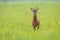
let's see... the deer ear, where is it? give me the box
[37,8,39,10]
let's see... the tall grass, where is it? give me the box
[0,2,60,40]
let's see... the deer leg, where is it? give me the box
[37,25,39,30]
[37,21,40,30]
[33,26,36,32]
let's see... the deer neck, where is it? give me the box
[33,14,37,21]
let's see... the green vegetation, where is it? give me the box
[0,2,60,40]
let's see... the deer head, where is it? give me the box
[31,8,39,15]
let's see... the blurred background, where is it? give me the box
[0,0,60,40]
[0,0,60,2]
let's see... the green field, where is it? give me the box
[0,2,60,40]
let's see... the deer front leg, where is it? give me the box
[37,21,40,30]
[33,26,36,32]
[37,25,39,30]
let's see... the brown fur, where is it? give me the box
[31,8,40,31]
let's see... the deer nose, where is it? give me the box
[34,10,37,12]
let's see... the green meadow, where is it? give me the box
[0,2,60,40]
